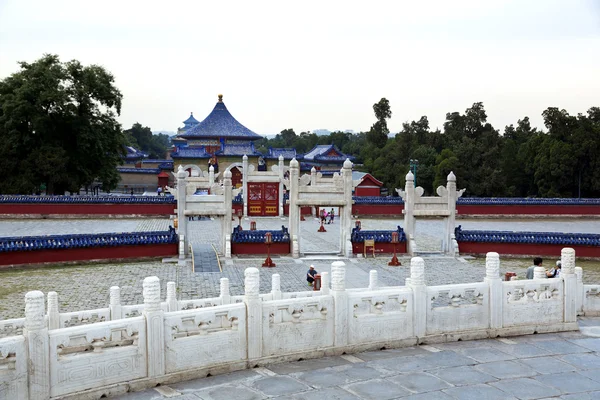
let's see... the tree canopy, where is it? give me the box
[124,122,170,159]
[0,54,126,194]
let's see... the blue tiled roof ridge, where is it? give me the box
[351,226,406,243]
[0,229,178,253]
[231,225,290,243]
[454,226,600,246]
[457,197,600,205]
[117,168,160,174]
[0,195,176,204]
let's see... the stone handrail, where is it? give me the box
[351,226,406,243]
[0,195,176,204]
[2,248,598,399]
[454,226,600,246]
[0,228,178,253]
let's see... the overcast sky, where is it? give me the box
[1,0,599,135]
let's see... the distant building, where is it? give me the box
[312,129,331,136]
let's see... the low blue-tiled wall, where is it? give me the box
[457,198,600,205]
[231,226,290,243]
[454,226,600,247]
[351,226,407,243]
[0,228,178,253]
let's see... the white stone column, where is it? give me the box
[209,165,215,185]
[224,170,233,256]
[242,155,249,217]
[271,274,282,300]
[331,261,348,347]
[289,159,300,258]
[24,290,50,400]
[176,165,188,259]
[562,248,577,323]
[278,155,284,217]
[409,257,426,338]
[166,282,178,312]
[110,286,122,320]
[143,276,165,377]
[47,291,59,330]
[445,171,458,254]
[369,270,378,291]
[320,271,330,295]
[484,252,502,330]
[310,167,317,186]
[342,159,353,257]
[533,267,546,279]
[244,268,262,360]
[575,266,583,315]
[403,171,416,256]
[220,278,231,305]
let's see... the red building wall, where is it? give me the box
[458,242,600,258]
[0,203,175,216]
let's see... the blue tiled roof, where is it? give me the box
[216,143,262,156]
[265,148,299,159]
[231,226,290,243]
[180,98,262,140]
[0,195,176,204]
[454,226,600,246]
[117,168,160,174]
[457,197,600,205]
[170,147,211,159]
[301,144,353,163]
[158,162,174,170]
[351,226,406,243]
[183,113,200,125]
[124,146,148,160]
[143,159,173,164]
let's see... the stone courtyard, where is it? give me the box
[1,217,600,320]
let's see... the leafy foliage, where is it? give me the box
[124,122,169,159]
[0,54,126,194]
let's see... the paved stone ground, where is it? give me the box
[192,243,220,273]
[1,218,599,320]
[112,317,600,399]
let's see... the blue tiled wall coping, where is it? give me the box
[457,198,600,205]
[231,226,290,243]
[0,195,176,204]
[0,228,178,253]
[454,226,600,247]
[351,226,407,243]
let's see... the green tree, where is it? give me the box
[124,122,169,159]
[366,98,391,148]
[0,54,125,194]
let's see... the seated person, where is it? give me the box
[547,261,561,278]
[526,257,543,279]
[307,265,318,286]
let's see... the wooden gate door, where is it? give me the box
[248,183,279,216]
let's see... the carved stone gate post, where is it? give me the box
[562,248,577,323]
[242,155,249,217]
[24,290,50,399]
[143,277,165,377]
[485,252,502,330]
[176,166,188,260]
[288,159,300,258]
[342,159,353,257]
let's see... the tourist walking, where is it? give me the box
[329,208,335,224]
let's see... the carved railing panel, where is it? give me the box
[48,317,146,398]
[178,297,222,310]
[503,280,563,327]
[0,335,28,399]
[262,296,334,357]
[426,283,489,335]
[348,288,413,345]
[584,285,600,313]
[0,318,25,339]
[163,303,246,374]
[59,308,111,328]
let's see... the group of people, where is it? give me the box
[320,208,335,224]
[525,257,562,279]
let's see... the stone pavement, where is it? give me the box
[112,317,600,400]
[191,243,221,273]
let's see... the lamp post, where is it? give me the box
[237,209,243,230]
[388,231,401,266]
[409,159,419,187]
[262,232,276,268]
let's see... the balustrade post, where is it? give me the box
[533,267,546,279]
[166,282,178,312]
[369,270,378,291]
[271,274,282,300]
[408,257,426,339]
[176,165,188,259]
[47,291,59,330]
[24,291,50,400]
[244,268,262,360]
[562,248,577,323]
[484,252,502,330]
[110,286,122,320]
[575,266,583,315]
[220,278,231,305]
[331,261,348,347]
[319,272,330,295]
[143,276,165,377]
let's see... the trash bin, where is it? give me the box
[505,272,517,281]
[313,274,321,291]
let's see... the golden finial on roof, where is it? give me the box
[218,94,223,102]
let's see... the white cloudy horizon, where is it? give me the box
[1,0,599,136]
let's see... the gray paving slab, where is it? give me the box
[517,356,578,374]
[568,338,600,352]
[386,372,452,393]
[531,339,591,355]
[170,370,261,393]
[401,391,455,400]
[457,347,516,363]
[474,360,538,379]
[289,386,360,400]
[560,392,600,400]
[442,383,517,400]
[490,342,553,358]
[430,365,498,386]
[266,356,350,375]
[489,377,562,399]
[534,371,600,394]
[249,376,311,397]
[342,378,411,400]
[192,385,263,400]
[559,353,600,370]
